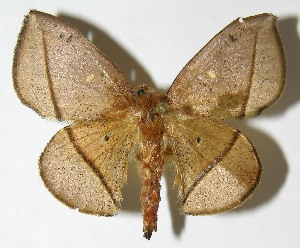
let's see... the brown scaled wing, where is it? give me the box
[168,14,285,118]
[166,13,285,215]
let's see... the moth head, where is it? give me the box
[132,84,153,96]
[132,84,169,117]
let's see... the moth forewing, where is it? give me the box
[167,14,285,119]
[13,10,133,121]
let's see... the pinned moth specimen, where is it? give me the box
[13,10,285,240]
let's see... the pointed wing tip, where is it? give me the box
[13,9,40,81]
[23,10,40,23]
[241,13,277,20]
[232,14,278,30]
[12,12,30,108]
[13,10,55,119]
[26,10,55,24]
[237,13,278,27]
[28,9,44,16]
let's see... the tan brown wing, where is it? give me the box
[165,115,261,214]
[13,10,133,121]
[39,120,134,215]
[168,14,285,118]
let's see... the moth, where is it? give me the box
[13,10,285,240]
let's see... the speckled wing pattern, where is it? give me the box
[13,10,133,121]
[13,10,136,216]
[168,14,285,118]
[166,115,261,214]
[166,14,285,215]
[39,120,134,215]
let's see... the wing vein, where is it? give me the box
[41,32,62,119]
[181,130,240,205]
[239,32,258,117]
[64,126,120,208]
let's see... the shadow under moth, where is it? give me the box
[13,10,285,239]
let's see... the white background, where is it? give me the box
[1,0,300,247]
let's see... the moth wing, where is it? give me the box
[166,116,261,214]
[39,120,134,215]
[13,10,133,121]
[168,14,285,118]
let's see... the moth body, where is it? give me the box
[131,85,168,239]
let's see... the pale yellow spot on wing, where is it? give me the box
[207,69,217,79]
[86,73,95,83]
